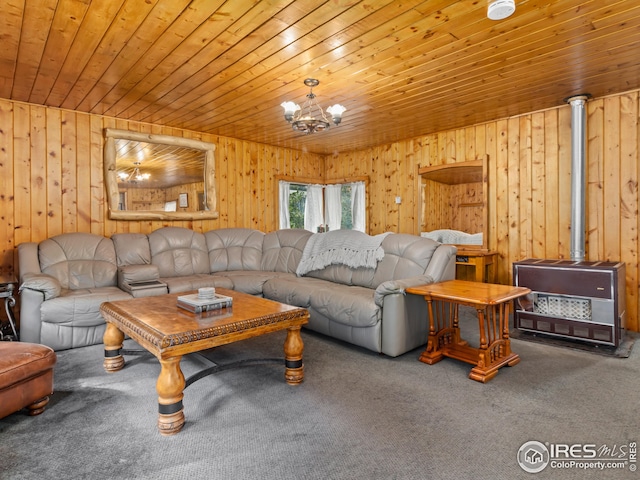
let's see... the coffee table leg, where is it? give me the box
[156,356,186,436]
[103,323,125,372]
[284,326,304,385]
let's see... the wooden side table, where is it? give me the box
[455,249,498,283]
[0,276,18,341]
[406,280,530,383]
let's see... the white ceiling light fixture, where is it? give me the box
[281,78,346,135]
[487,0,516,20]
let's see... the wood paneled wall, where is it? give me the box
[326,90,640,332]
[0,99,324,279]
[1,90,639,332]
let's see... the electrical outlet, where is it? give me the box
[395,196,402,204]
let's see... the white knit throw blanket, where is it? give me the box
[296,230,390,276]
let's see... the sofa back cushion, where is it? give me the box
[261,229,312,273]
[371,234,440,288]
[148,227,209,277]
[111,233,151,266]
[205,228,264,272]
[38,233,118,289]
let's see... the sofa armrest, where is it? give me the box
[118,264,160,285]
[19,273,62,300]
[117,265,167,296]
[374,275,434,307]
[424,244,457,283]
[18,242,42,280]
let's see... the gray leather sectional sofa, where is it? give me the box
[18,227,456,356]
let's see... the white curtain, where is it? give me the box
[351,181,366,232]
[278,181,290,229]
[304,184,324,232]
[324,184,342,231]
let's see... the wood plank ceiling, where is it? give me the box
[2,0,640,155]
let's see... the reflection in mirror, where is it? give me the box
[115,140,204,212]
[104,129,218,221]
[418,156,488,250]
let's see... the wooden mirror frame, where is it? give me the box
[104,128,218,221]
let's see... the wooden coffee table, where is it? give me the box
[100,288,309,435]
[406,280,530,383]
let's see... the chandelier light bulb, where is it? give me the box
[326,104,347,125]
[281,101,300,122]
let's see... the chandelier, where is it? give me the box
[281,78,346,134]
[118,162,150,183]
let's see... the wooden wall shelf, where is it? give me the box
[418,160,483,185]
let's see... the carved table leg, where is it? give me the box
[156,356,185,436]
[469,304,520,383]
[284,326,304,385]
[420,298,445,364]
[103,323,125,372]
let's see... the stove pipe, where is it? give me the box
[565,94,591,262]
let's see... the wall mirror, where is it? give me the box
[104,128,218,220]
[418,154,488,250]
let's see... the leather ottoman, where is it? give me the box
[0,342,57,419]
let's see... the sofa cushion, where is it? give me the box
[371,234,440,288]
[309,283,380,328]
[264,276,379,328]
[40,287,132,327]
[38,233,118,290]
[205,228,264,272]
[112,233,151,266]
[214,271,296,296]
[148,227,209,278]
[261,229,312,273]
[306,264,376,288]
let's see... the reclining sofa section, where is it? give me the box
[18,227,456,357]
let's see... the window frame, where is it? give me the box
[276,175,369,233]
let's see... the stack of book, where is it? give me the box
[177,293,233,313]
[127,280,167,291]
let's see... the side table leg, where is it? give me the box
[284,326,304,385]
[469,304,520,382]
[419,298,445,364]
[4,291,18,340]
[103,323,125,372]
[474,257,485,282]
[157,356,185,436]
[501,303,520,367]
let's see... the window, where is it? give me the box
[279,180,366,232]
